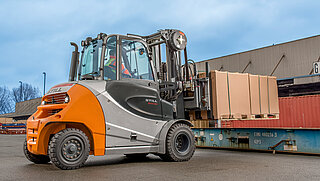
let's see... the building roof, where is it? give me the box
[200,34,320,63]
[0,98,41,118]
[194,34,320,79]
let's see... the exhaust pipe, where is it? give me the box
[69,42,79,81]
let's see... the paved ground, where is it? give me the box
[1,135,320,181]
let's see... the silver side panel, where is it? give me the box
[78,80,170,154]
[105,146,159,155]
[78,80,107,95]
[97,91,167,148]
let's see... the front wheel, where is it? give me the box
[160,123,195,162]
[23,139,50,164]
[48,128,90,170]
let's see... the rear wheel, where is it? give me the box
[48,128,90,170]
[23,139,50,164]
[160,123,195,162]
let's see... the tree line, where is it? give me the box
[0,83,41,114]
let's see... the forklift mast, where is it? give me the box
[139,29,211,119]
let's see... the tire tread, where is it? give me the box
[23,139,50,164]
[48,128,90,170]
[160,123,195,162]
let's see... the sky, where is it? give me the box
[0,0,320,94]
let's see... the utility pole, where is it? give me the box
[19,81,22,102]
[43,72,46,96]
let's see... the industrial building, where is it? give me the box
[196,34,320,79]
[0,98,41,134]
[0,98,41,122]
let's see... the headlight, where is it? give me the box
[41,101,46,105]
[64,95,70,103]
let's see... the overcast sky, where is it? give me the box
[0,0,319,93]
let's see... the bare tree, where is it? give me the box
[12,83,41,103]
[0,86,14,114]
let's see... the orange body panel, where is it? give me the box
[27,84,106,156]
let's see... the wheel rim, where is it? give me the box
[61,136,84,163]
[174,132,191,154]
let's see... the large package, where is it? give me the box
[228,72,251,119]
[249,75,260,115]
[209,70,279,120]
[268,76,280,114]
[210,71,230,119]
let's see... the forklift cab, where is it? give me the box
[78,34,171,120]
[103,36,154,81]
[73,30,190,120]
[79,35,155,82]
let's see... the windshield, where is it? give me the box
[121,40,153,80]
[80,40,102,79]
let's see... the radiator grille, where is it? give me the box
[45,93,67,104]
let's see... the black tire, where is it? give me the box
[125,153,148,159]
[23,138,50,164]
[48,128,90,170]
[160,123,195,162]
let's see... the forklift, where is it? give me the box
[24,29,211,169]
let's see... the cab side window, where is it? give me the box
[104,36,117,80]
[121,39,154,80]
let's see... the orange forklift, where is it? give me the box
[24,29,212,169]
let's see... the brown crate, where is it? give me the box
[228,72,251,116]
[198,72,207,78]
[268,76,280,114]
[0,118,13,123]
[249,74,260,115]
[199,120,209,128]
[201,110,208,120]
[194,120,200,128]
[0,118,5,123]
[189,110,196,120]
[259,75,269,114]
[210,71,230,119]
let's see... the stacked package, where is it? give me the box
[210,70,279,120]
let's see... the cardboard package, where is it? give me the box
[201,110,208,120]
[228,72,251,118]
[210,71,230,119]
[0,118,14,123]
[268,76,280,114]
[198,72,207,78]
[199,120,209,128]
[189,110,196,120]
[249,74,260,115]
[193,120,200,128]
[259,76,269,114]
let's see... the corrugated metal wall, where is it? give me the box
[196,35,320,79]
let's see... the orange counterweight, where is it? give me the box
[27,84,106,156]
